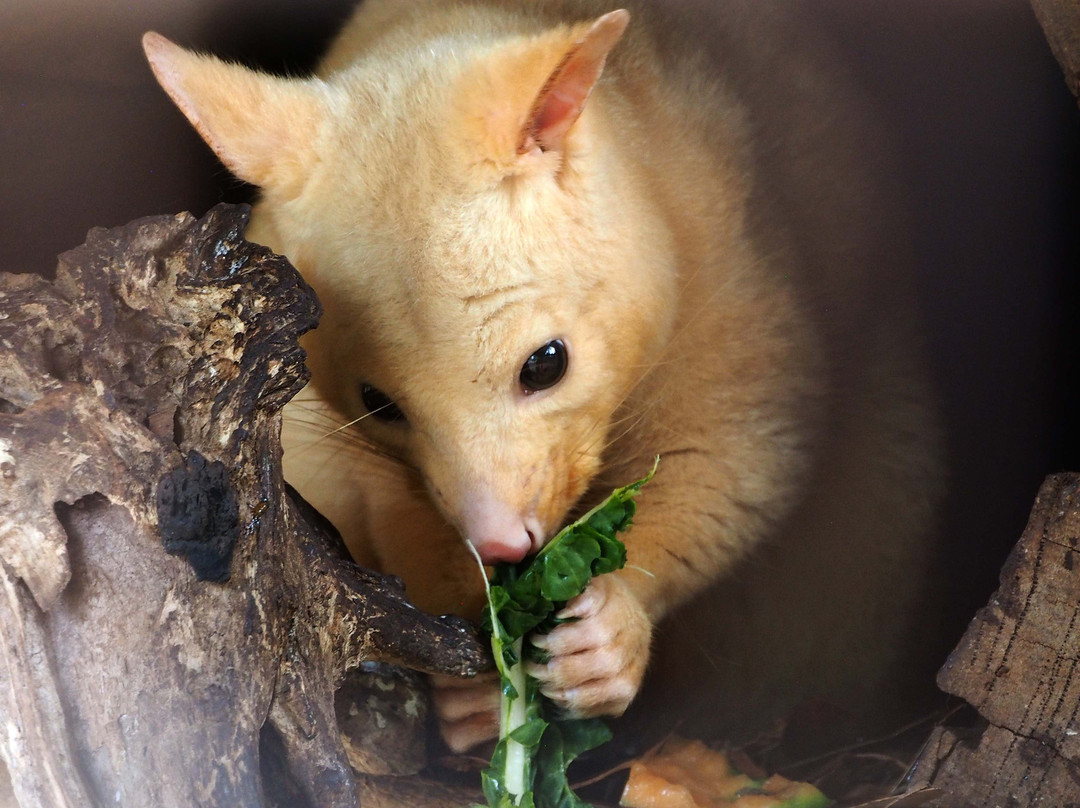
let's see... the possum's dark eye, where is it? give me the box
[520,339,568,394]
[360,383,406,423]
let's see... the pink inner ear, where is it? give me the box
[533,87,582,141]
[524,9,630,154]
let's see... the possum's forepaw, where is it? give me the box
[433,576,651,751]
[430,669,500,753]
[527,574,651,718]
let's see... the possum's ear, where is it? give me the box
[143,32,327,198]
[520,9,629,155]
[452,9,629,173]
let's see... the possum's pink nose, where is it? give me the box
[461,490,540,565]
[475,538,530,565]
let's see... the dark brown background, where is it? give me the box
[1,0,1076,660]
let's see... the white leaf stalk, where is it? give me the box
[502,636,528,801]
[466,541,529,805]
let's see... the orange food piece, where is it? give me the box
[619,737,828,808]
[621,761,698,808]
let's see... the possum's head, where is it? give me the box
[144,9,675,564]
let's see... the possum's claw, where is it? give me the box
[526,574,652,718]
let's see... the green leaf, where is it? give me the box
[481,739,509,806]
[508,718,549,747]
[475,459,658,808]
[532,719,613,808]
[538,542,596,602]
[778,787,832,808]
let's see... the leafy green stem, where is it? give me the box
[469,458,658,808]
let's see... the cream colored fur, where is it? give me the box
[145,0,943,751]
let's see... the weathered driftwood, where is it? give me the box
[1030,0,1080,101]
[0,205,488,808]
[905,473,1080,807]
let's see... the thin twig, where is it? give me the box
[783,703,965,773]
[570,725,683,790]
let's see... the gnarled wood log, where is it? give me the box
[906,473,1080,807]
[0,205,488,807]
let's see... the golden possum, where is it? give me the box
[144,0,942,753]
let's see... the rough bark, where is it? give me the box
[1030,0,1080,101]
[0,205,489,808]
[906,473,1080,807]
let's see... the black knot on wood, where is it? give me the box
[157,450,240,582]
